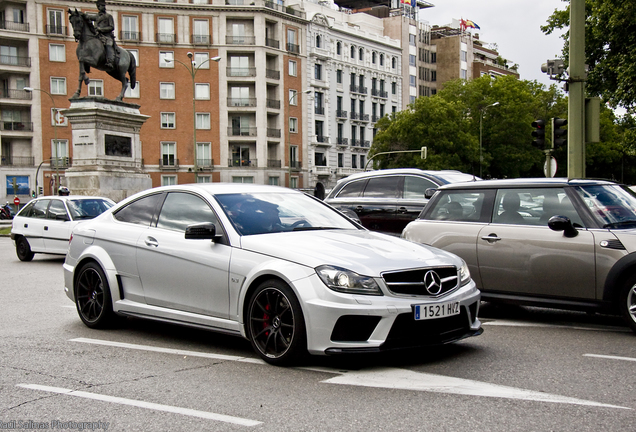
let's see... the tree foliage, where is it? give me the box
[541,0,636,110]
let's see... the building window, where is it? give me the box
[268,177,279,186]
[233,176,254,184]
[52,139,68,166]
[49,44,65,62]
[431,52,437,63]
[195,83,210,100]
[431,70,437,82]
[157,17,175,43]
[289,89,298,105]
[289,117,298,133]
[194,52,209,69]
[336,69,342,84]
[160,82,175,99]
[125,81,140,98]
[315,151,327,167]
[196,113,210,129]
[122,15,138,40]
[161,112,175,129]
[159,51,174,68]
[161,142,176,166]
[314,63,322,80]
[410,75,416,87]
[129,49,139,66]
[197,175,211,183]
[461,50,467,62]
[392,57,397,69]
[372,52,376,64]
[162,175,177,186]
[338,153,343,168]
[409,54,416,67]
[460,69,467,79]
[192,19,209,44]
[392,81,397,95]
[88,80,103,96]
[336,41,341,55]
[316,35,321,48]
[197,142,211,167]
[289,60,297,76]
[50,77,66,95]
[359,48,364,61]
[380,54,384,66]
[350,45,355,58]
[409,34,416,46]
[290,177,298,189]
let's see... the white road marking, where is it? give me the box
[482,319,630,332]
[584,354,636,362]
[322,368,630,410]
[70,337,631,410]
[16,384,262,426]
[70,337,265,365]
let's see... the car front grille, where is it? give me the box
[382,266,458,297]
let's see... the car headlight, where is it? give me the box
[316,265,383,296]
[459,259,471,286]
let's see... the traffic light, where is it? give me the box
[552,117,567,148]
[531,120,545,148]
[31,190,35,198]
[38,186,43,196]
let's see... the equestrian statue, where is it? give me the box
[68,0,136,102]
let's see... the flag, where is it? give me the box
[466,20,480,30]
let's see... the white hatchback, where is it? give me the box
[63,184,482,365]
[11,195,115,261]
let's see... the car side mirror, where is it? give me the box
[185,222,223,242]
[424,188,437,199]
[548,215,578,238]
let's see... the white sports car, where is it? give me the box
[63,183,482,365]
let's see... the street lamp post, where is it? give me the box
[479,101,499,178]
[288,89,312,188]
[25,87,60,195]
[165,53,221,182]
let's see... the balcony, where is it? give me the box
[265,69,280,80]
[372,89,388,98]
[351,139,361,147]
[284,7,305,19]
[0,121,32,131]
[227,97,256,107]
[336,110,347,119]
[226,36,255,45]
[265,38,279,49]
[360,114,369,122]
[191,34,210,45]
[0,21,29,32]
[286,43,300,54]
[266,99,280,109]
[290,160,302,170]
[156,33,176,44]
[159,158,179,170]
[265,1,285,12]
[336,137,348,146]
[227,67,256,77]
[120,31,140,42]
[314,136,330,144]
[0,55,30,67]
[0,89,31,100]
[315,106,325,115]
[46,25,66,36]
[268,159,282,168]
[197,159,214,169]
[227,127,257,137]
[349,112,359,120]
[228,158,256,167]
[372,115,381,122]
[267,128,281,138]
[0,156,34,166]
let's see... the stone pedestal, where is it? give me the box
[62,98,151,202]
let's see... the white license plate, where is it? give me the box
[414,301,460,320]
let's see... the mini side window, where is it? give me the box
[426,192,487,222]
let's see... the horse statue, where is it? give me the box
[68,8,137,102]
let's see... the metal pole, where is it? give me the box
[479,110,483,178]
[568,0,586,179]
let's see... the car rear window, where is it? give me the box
[336,179,366,198]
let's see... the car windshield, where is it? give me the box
[215,192,360,235]
[67,199,114,220]
[576,185,636,228]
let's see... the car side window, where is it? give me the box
[337,180,366,198]
[403,176,438,199]
[362,176,400,198]
[18,201,35,217]
[47,200,69,221]
[426,192,487,222]
[493,188,584,227]
[32,200,50,219]
[114,193,163,226]
[156,192,219,233]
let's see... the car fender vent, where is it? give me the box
[600,239,626,250]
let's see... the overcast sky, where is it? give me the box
[419,0,567,87]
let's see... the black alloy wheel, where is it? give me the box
[247,280,307,366]
[75,262,113,328]
[16,237,34,262]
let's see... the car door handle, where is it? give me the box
[44,226,49,231]
[355,206,363,212]
[24,223,28,228]
[398,207,408,213]
[480,234,501,243]
[144,237,159,247]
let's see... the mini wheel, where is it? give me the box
[247,280,307,366]
[75,262,114,329]
[16,236,34,262]
[620,276,636,334]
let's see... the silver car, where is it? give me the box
[63,183,482,365]
[402,178,636,333]
[11,195,115,261]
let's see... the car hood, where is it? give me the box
[239,229,462,276]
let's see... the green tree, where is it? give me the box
[541,0,636,110]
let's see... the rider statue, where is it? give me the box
[85,0,116,69]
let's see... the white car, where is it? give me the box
[11,195,115,261]
[63,184,482,365]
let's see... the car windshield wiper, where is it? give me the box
[603,220,636,229]
[292,226,345,231]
